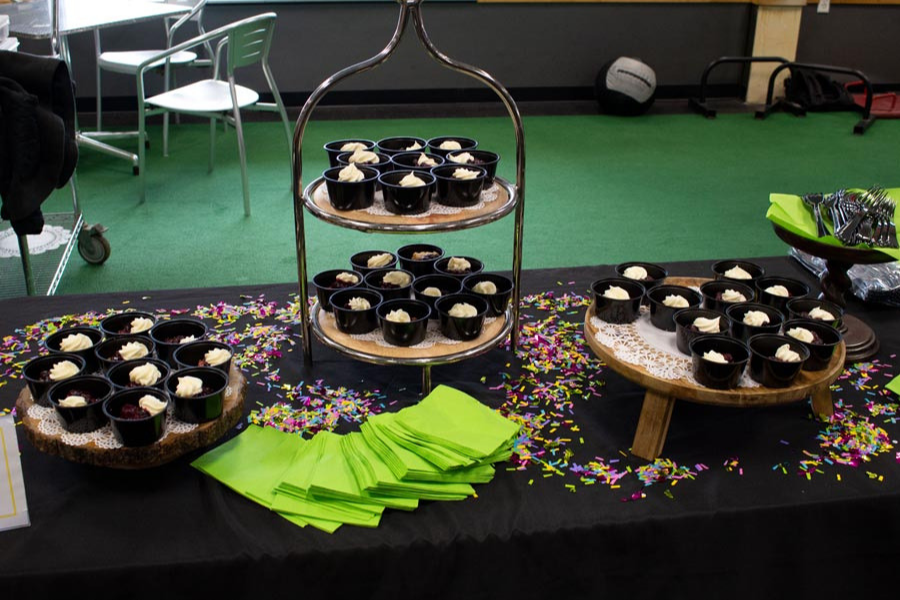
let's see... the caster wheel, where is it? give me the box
[145,139,151,149]
[78,231,111,265]
[133,165,140,176]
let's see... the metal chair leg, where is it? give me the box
[208,117,215,173]
[229,77,250,217]
[94,29,102,131]
[17,235,35,296]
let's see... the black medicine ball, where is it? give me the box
[595,57,657,116]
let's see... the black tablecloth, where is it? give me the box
[2,257,899,599]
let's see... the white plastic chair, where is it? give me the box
[136,13,292,216]
[94,0,211,133]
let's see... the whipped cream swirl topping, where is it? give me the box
[335,272,359,285]
[693,317,720,333]
[204,348,231,367]
[452,168,479,181]
[622,266,648,280]
[787,327,814,343]
[416,153,438,167]
[130,317,154,334]
[338,163,366,183]
[179,335,197,345]
[58,395,88,408]
[473,281,497,295]
[59,333,92,352]
[130,362,162,386]
[765,285,790,298]
[723,266,752,280]
[138,395,167,417]
[702,350,728,364]
[348,297,371,311]
[775,344,802,363]
[448,303,478,318]
[742,310,770,327]
[808,306,835,321]
[439,140,462,150]
[348,149,379,164]
[721,289,747,303]
[399,172,426,188]
[175,375,204,398]
[49,360,79,381]
[386,309,411,324]
[447,257,471,273]
[382,271,411,287]
[422,287,442,298]
[340,141,368,152]
[405,141,423,151]
[367,253,393,268]
[603,286,630,300]
[663,295,689,308]
[119,342,149,361]
[449,152,473,164]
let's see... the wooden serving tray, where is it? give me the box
[14,364,246,469]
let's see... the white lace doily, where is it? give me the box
[27,402,198,449]
[323,312,496,349]
[590,309,759,388]
[322,184,500,219]
[0,225,72,258]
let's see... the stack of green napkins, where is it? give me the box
[192,385,519,533]
[766,187,900,260]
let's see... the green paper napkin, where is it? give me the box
[886,374,900,397]
[271,493,379,530]
[376,413,476,471]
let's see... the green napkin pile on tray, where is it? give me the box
[191,385,519,533]
[766,187,900,260]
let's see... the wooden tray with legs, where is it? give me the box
[583,277,845,460]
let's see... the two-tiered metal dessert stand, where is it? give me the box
[291,0,525,393]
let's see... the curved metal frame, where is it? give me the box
[687,55,788,118]
[292,0,526,370]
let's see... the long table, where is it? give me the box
[2,257,899,599]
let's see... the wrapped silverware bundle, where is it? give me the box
[803,187,898,248]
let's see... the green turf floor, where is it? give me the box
[27,110,900,296]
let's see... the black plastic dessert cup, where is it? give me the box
[390,151,445,173]
[648,285,704,332]
[364,268,415,302]
[426,136,478,158]
[446,150,500,183]
[782,318,843,372]
[165,367,228,424]
[699,280,756,313]
[377,299,431,347]
[45,326,104,373]
[94,336,156,373]
[435,293,489,342]
[690,335,750,390]
[23,353,86,407]
[431,164,487,208]
[397,243,445,277]
[590,277,645,325]
[350,250,398,277]
[747,334,811,388]
[149,319,209,368]
[107,358,171,392]
[786,298,844,328]
[330,289,384,335]
[322,165,378,211]
[412,275,463,320]
[614,262,669,291]
[755,276,810,313]
[434,256,485,281]
[46,375,113,433]
[174,340,234,374]
[336,151,393,178]
[726,302,784,343]
[313,269,364,311]
[99,311,157,338]
[378,170,436,215]
[103,388,169,447]
[673,308,730,356]
[712,259,766,284]
[324,138,375,168]
[463,273,514,318]
[376,136,428,156]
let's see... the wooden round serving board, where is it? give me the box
[14,364,246,469]
[584,276,845,407]
[313,305,510,364]
[306,177,515,231]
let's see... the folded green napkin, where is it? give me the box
[394,385,520,459]
[886,374,900,397]
[374,413,477,471]
[767,188,900,260]
[271,492,379,530]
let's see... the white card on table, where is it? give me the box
[0,415,30,532]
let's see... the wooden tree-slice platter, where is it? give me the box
[304,177,516,233]
[14,364,246,469]
[312,303,512,365]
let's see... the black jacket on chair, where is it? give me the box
[0,52,78,236]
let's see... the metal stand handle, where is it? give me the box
[292,0,526,368]
[688,56,788,118]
